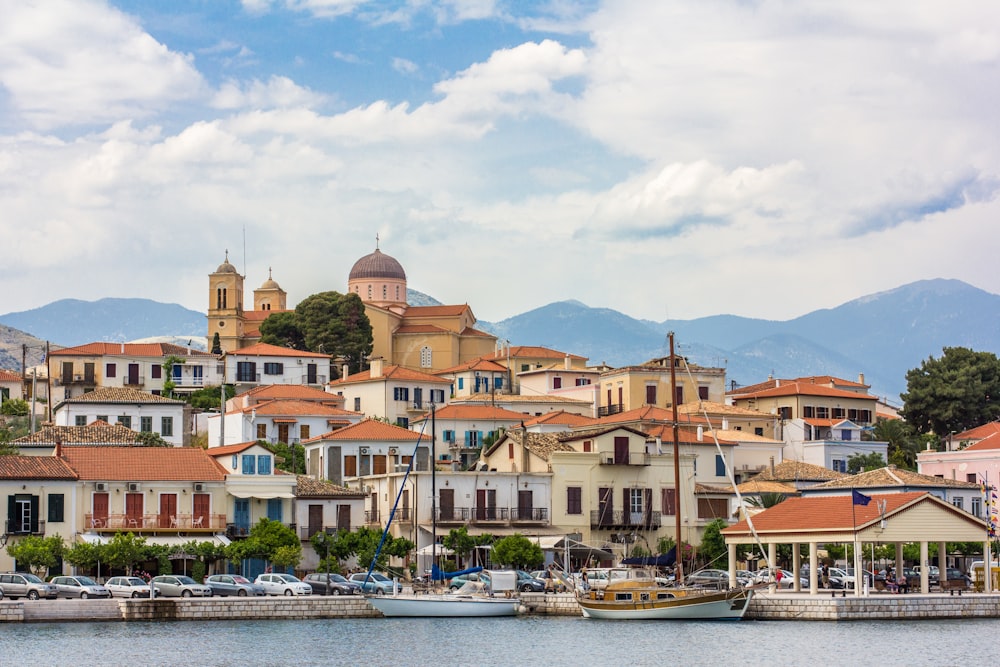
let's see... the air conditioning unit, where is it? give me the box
[95,482,109,492]
[127,483,141,492]
[360,447,370,455]
[388,447,399,455]
[194,483,205,492]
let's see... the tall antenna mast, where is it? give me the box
[242,225,247,277]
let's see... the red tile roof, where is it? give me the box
[460,327,493,337]
[395,324,449,334]
[60,387,185,404]
[416,404,525,421]
[0,369,23,382]
[522,411,593,428]
[404,305,472,317]
[435,359,508,375]
[233,398,359,418]
[483,346,587,362]
[332,364,450,386]
[229,343,331,358]
[50,342,213,357]
[955,422,1000,441]
[237,384,343,403]
[15,423,141,445]
[60,447,227,481]
[965,432,1000,451]
[724,492,930,534]
[0,456,78,480]
[205,441,259,456]
[305,418,423,442]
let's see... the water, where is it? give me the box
[0,615,984,666]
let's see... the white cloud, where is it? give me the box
[392,57,420,75]
[0,0,205,129]
[211,76,327,110]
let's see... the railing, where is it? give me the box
[174,377,206,387]
[598,453,649,466]
[123,376,145,387]
[511,507,549,523]
[435,507,472,522]
[85,513,227,532]
[58,374,95,386]
[4,519,45,536]
[471,506,509,522]
[299,524,352,540]
[589,510,662,530]
[364,510,380,524]
[236,372,262,383]
[597,403,624,417]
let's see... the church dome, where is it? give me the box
[259,268,281,290]
[215,252,238,274]
[349,249,406,281]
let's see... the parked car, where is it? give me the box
[685,569,731,589]
[49,575,111,599]
[105,576,157,598]
[0,572,58,600]
[348,572,395,595]
[944,567,972,589]
[204,574,265,597]
[515,570,546,593]
[255,573,312,596]
[913,565,940,587]
[447,572,489,591]
[302,573,362,596]
[151,575,213,598]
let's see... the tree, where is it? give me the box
[104,532,149,574]
[847,452,886,473]
[348,526,413,572]
[1,398,30,416]
[491,534,544,569]
[185,384,235,411]
[900,347,1000,437]
[211,332,222,355]
[259,311,306,350]
[698,519,729,569]
[135,431,171,447]
[873,418,922,470]
[6,535,64,576]
[311,529,355,572]
[443,527,477,567]
[267,440,305,474]
[229,518,301,568]
[161,355,186,399]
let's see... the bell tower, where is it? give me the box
[207,250,245,353]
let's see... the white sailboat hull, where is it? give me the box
[369,593,521,617]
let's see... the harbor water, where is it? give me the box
[0,615,985,666]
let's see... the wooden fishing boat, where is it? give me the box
[577,569,752,620]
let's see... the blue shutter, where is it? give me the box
[715,455,725,477]
[257,455,272,475]
[267,498,282,522]
[478,431,484,446]
[458,378,464,390]
[464,431,470,446]
[242,454,256,475]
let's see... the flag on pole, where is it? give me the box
[852,489,872,506]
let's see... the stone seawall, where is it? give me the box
[749,592,1000,620]
[519,592,581,616]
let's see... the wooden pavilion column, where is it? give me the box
[808,542,819,594]
[937,541,947,588]
[919,541,930,593]
[791,542,802,592]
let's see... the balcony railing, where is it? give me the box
[5,519,45,536]
[435,507,471,523]
[85,513,227,533]
[364,510,380,525]
[511,507,549,523]
[123,376,145,387]
[434,506,550,526]
[589,510,662,530]
[598,453,649,466]
[299,524,353,540]
[597,403,624,417]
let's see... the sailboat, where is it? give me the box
[577,333,753,620]
[365,404,521,617]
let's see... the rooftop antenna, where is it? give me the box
[242,225,247,278]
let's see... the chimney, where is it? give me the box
[722,417,729,431]
[369,357,383,379]
[769,455,775,476]
[564,354,571,370]
[858,372,865,385]
[697,426,703,441]
[54,438,62,458]
[342,362,350,380]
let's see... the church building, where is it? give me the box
[207,246,497,374]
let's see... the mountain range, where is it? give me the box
[3,279,998,403]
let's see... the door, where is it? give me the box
[476,489,487,520]
[234,499,250,532]
[439,488,455,521]
[308,504,323,537]
[93,492,109,526]
[337,504,351,531]
[83,362,95,384]
[614,436,630,465]
[125,492,143,526]
[277,423,290,443]
[159,493,177,529]
[127,363,140,385]
[267,498,283,522]
[518,489,533,520]
[193,493,210,527]
[62,362,74,384]
[598,487,613,527]
[307,363,317,384]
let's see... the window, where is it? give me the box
[466,431,482,447]
[457,378,464,390]
[698,386,709,400]
[430,389,445,403]
[841,429,852,441]
[952,497,964,510]
[382,285,387,299]
[74,415,87,426]
[263,362,284,375]
[553,377,562,390]
[494,377,503,390]
[803,406,815,418]
[778,406,792,420]
[151,364,161,379]
[645,385,656,405]
[967,473,977,483]
[118,415,132,429]
[393,387,410,401]
[140,416,152,432]
[972,497,982,517]
[832,459,846,473]
[567,487,582,515]
[754,427,763,436]
[106,363,116,378]
[575,378,590,386]
[420,346,432,368]
[232,455,238,469]
[236,361,257,383]
[697,497,728,519]
[300,425,310,440]
[242,454,256,475]
[257,455,272,475]
[8,494,39,534]
[48,494,64,523]
[256,423,266,439]
[661,488,677,515]
[715,454,726,477]
[816,407,829,419]
[443,430,455,443]
[161,417,173,437]
[354,397,361,412]
[96,415,108,423]
[629,488,644,514]
[674,385,683,405]
[397,417,409,428]
[832,407,845,419]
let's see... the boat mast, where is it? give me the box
[431,403,437,577]
[670,332,683,584]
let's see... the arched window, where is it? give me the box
[382,285,387,299]
[420,346,432,368]
[216,288,222,309]
[396,285,400,300]
[367,285,372,299]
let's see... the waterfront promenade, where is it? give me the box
[3,589,1000,623]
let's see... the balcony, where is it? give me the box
[471,506,509,523]
[510,507,549,524]
[5,519,46,536]
[364,510,380,525]
[598,403,624,417]
[123,376,145,388]
[589,510,662,530]
[58,374,95,386]
[435,507,471,524]
[85,513,226,533]
[599,453,650,466]
[299,524,352,540]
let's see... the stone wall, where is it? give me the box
[120,597,380,621]
[519,592,580,616]
[749,593,1000,620]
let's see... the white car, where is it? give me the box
[105,576,158,598]
[255,573,312,596]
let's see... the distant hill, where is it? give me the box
[0,323,48,373]
[4,279,997,403]
[0,298,205,348]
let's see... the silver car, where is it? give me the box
[105,576,158,598]
[204,574,265,597]
[150,575,213,598]
[50,575,111,599]
[254,573,312,596]
[0,572,58,600]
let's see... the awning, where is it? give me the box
[416,544,455,556]
[272,418,298,423]
[78,532,109,545]
[144,534,231,548]
[232,492,295,500]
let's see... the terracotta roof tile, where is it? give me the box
[305,418,424,442]
[403,305,471,317]
[50,342,213,357]
[451,394,589,406]
[331,364,450,386]
[955,422,1000,441]
[14,423,141,445]
[0,369,23,382]
[736,479,800,495]
[459,327,493,337]
[811,465,980,490]
[435,359,508,375]
[395,324,449,334]
[238,385,340,402]
[0,455,78,480]
[965,432,1000,452]
[295,475,365,498]
[414,404,525,421]
[229,342,330,358]
[234,399,360,418]
[60,387,185,405]
[205,441,259,456]
[522,411,593,428]
[751,460,848,483]
[60,447,227,481]
[483,346,587,362]
[724,492,930,533]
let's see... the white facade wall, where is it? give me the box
[55,402,187,447]
[226,354,331,387]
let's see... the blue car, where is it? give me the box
[348,572,395,595]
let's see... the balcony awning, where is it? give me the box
[145,534,231,549]
[272,418,298,423]
[232,492,295,500]
[78,532,109,545]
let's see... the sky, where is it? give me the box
[1,0,998,325]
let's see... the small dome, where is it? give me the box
[260,268,281,290]
[349,248,406,281]
[215,251,238,274]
